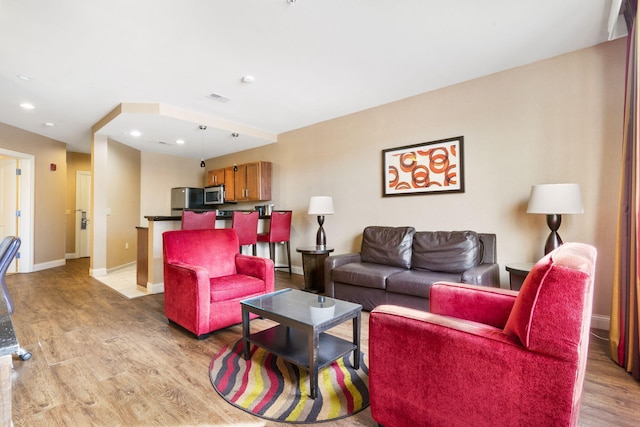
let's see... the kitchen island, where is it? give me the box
[137,212,271,294]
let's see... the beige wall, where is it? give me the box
[0,122,67,267]
[203,39,626,322]
[106,139,141,269]
[139,151,207,223]
[65,152,91,255]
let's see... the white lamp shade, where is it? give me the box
[308,196,334,215]
[527,183,584,214]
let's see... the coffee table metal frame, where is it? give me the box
[241,288,362,399]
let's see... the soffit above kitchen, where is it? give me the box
[0,1,625,160]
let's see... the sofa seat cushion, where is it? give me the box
[386,270,463,298]
[412,230,482,274]
[361,226,416,269]
[332,262,407,290]
[210,274,265,302]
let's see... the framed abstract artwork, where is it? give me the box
[382,136,464,197]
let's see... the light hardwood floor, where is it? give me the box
[6,258,640,426]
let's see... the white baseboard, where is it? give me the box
[107,261,135,274]
[33,259,66,272]
[91,268,108,277]
[147,282,164,294]
[65,252,78,259]
[592,314,610,331]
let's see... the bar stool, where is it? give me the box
[181,210,216,230]
[257,210,292,274]
[231,211,259,255]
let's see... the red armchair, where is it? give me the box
[369,242,597,427]
[162,228,274,339]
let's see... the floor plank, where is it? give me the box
[6,258,640,426]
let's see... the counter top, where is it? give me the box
[0,296,18,357]
[145,212,272,221]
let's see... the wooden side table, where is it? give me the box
[296,246,334,293]
[505,263,535,291]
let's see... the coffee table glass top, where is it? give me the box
[241,288,361,326]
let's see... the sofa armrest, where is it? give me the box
[235,254,275,294]
[324,252,362,297]
[462,262,500,287]
[429,282,518,329]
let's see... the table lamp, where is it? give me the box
[308,196,334,247]
[527,183,584,254]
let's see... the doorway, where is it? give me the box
[0,148,34,273]
[75,171,91,258]
[0,158,17,272]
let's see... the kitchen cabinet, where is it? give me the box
[223,166,236,201]
[207,168,225,186]
[235,161,272,202]
[207,161,271,202]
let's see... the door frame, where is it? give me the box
[0,148,34,273]
[75,170,91,258]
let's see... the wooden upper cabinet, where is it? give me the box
[207,161,271,202]
[206,168,225,186]
[235,161,272,202]
[223,166,236,201]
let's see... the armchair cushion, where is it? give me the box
[412,230,482,273]
[210,274,266,302]
[360,226,415,269]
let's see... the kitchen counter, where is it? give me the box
[138,212,272,294]
[144,212,272,221]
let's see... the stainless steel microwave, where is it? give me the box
[204,185,225,205]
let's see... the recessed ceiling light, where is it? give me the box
[231,133,239,138]
[241,75,255,84]
[129,130,142,137]
[43,122,55,127]
[17,74,32,81]
[176,139,185,145]
[20,103,34,110]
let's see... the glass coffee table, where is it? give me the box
[241,288,362,399]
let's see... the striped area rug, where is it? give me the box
[210,340,369,423]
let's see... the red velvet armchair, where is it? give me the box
[163,229,275,339]
[369,242,597,427]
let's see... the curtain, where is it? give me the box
[611,0,640,380]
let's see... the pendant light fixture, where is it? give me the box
[199,125,206,167]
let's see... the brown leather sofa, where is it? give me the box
[324,226,499,311]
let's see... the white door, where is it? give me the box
[0,158,18,272]
[76,171,91,258]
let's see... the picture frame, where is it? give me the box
[382,136,464,197]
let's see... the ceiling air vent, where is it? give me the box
[208,92,231,103]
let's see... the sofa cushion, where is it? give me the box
[411,231,482,273]
[332,262,407,290]
[386,269,463,298]
[360,226,415,269]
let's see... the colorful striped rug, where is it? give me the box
[209,340,369,423]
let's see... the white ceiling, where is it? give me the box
[0,0,623,161]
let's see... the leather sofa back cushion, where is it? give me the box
[411,231,482,273]
[360,226,416,269]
